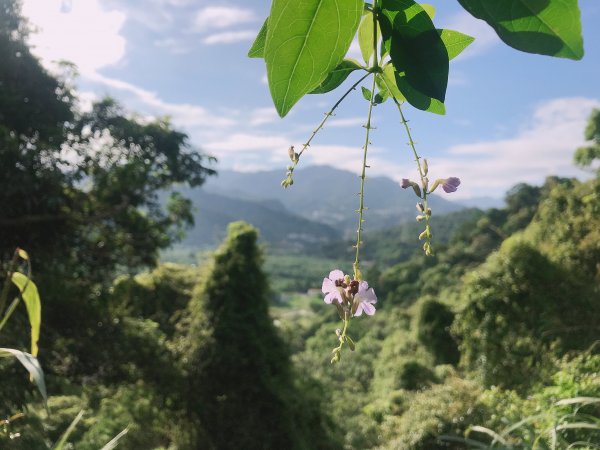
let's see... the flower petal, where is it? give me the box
[363,287,377,303]
[324,290,342,304]
[361,301,376,315]
[322,277,335,294]
[354,303,364,316]
[358,281,369,292]
[328,269,344,281]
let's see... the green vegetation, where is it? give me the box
[2,0,599,449]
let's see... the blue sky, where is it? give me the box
[22,0,600,199]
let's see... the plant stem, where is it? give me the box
[393,98,433,253]
[354,73,377,279]
[283,71,371,186]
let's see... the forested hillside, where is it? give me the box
[1,0,599,449]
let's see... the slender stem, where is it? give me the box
[372,0,379,70]
[393,98,433,253]
[283,71,371,187]
[353,73,377,279]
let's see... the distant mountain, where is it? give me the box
[201,165,464,235]
[172,190,338,252]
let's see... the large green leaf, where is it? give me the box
[378,29,472,115]
[265,0,363,117]
[457,0,583,60]
[11,271,41,357]
[248,19,268,58]
[0,348,47,402]
[358,12,374,64]
[310,59,363,94]
[379,0,449,103]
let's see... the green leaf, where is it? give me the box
[375,64,406,102]
[310,59,363,94]
[373,89,389,104]
[11,272,41,357]
[53,410,85,450]
[421,4,435,19]
[457,0,584,60]
[379,0,449,103]
[439,29,475,60]
[379,64,445,115]
[358,12,374,63]
[361,86,372,101]
[265,0,364,117]
[17,248,29,260]
[248,19,268,58]
[99,427,130,450]
[0,348,47,403]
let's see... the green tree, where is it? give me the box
[182,222,336,449]
[574,108,600,169]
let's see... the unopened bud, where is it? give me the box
[288,145,296,161]
[422,177,429,191]
[346,335,356,351]
[416,202,425,213]
[331,351,341,364]
[426,208,432,216]
[416,215,425,222]
[422,159,428,176]
[335,328,342,337]
[412,184,422,198]
[418,229,428,240]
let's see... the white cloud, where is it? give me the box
[193,6,256,32]
[431,97,600,199]
[22,0,126,74]
[86,72,236,130]
[204,132,291,155]
[202,30,257,45]
[248,107,279,126]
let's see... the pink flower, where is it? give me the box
[321,269,344,304]
[354,281,377,316]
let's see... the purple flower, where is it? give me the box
[322,269,344,304]
[401,178,411,189]
[354,281,377,316]
[442,177,461,193]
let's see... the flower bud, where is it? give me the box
[416,215,425,222]
[418,229,428,240]
[416,202,425,213]
[412,184,422,198]
[346,335,356,351]
[422,158,428,176]
[288,145,296,162]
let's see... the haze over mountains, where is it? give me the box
[169,166,468,252]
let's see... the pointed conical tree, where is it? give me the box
[182,222,300,449]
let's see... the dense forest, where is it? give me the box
[1,0,599,449]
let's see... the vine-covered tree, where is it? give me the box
[182,222,337,449]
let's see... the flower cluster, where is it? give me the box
[401,161,461,255]
[321,269,377,363]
